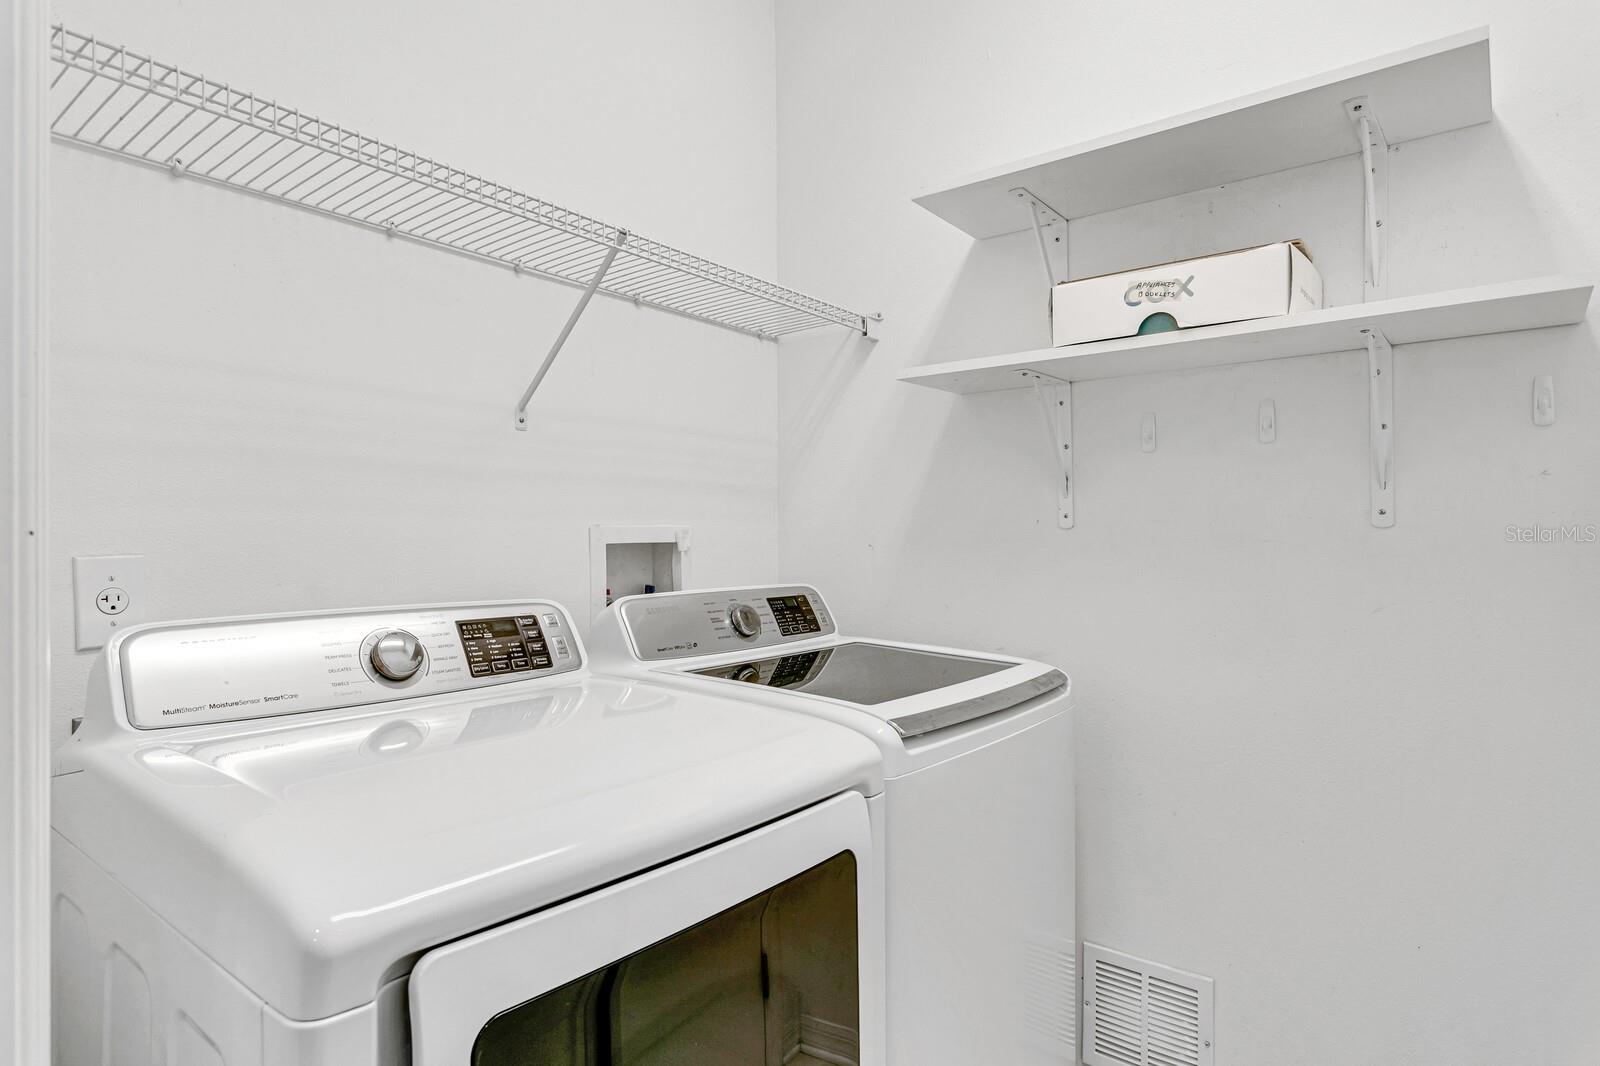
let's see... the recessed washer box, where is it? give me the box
[1051,240,1324,347]
[588,525,691,623]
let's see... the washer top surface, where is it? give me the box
[53,601,882,1022]
[588,586,1072,770]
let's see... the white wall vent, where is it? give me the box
[1082,943,1214,1066]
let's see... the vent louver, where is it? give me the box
[1023,935,1079,1052]
[1082,944,1213,1066]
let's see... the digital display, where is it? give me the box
[767,594,822,636]
[456,615,552,678]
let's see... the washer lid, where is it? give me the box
[691,642,1068,737]
[52,675,882,1022]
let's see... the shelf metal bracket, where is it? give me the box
[514,229,629,431]
[1363,327,1394,527]
[1345,96,1389,301]
[1012,187,1069,288]
[1019,369,1074,529]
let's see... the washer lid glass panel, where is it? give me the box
[691,642,1011,706]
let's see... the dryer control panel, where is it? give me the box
[618,585,836,661]
[116,601,582,730]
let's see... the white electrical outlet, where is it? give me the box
[73,555,146,651]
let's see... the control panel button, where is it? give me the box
[369,630,426,682]
[728,603,762,639]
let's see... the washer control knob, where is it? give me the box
[370,629,425,681]
[727,603,762,639]
[731,663,761,683]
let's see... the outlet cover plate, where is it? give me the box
[73,554,146,651]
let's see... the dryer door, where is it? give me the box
[409,791,883,1066]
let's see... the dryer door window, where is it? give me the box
[470,851,856,1065]
[408,792,880,1066]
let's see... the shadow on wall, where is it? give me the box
[781,328,879,464]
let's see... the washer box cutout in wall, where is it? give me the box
[1051,240,1324,347]
[589,525,691,623]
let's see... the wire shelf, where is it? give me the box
[48,24,873,339]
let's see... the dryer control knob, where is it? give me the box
[727,603,762,639]
[370,629,426,681]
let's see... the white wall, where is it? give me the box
[775,1,1600,1063]
[48,0,783,744]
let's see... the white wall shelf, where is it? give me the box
[898,277,1593,394]
[914,26,1490,239]
[47,25,880,429]
[903,277,1592,529]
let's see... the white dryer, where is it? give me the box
[589,585,1078,1066]
[52,599,886,1066]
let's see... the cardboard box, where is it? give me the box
[1050,241,1323,347]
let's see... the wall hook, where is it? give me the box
[1533,375,1556,426]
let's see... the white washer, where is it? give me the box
[590,584,1078,1066]
[52,599,886,1066]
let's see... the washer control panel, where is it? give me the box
[619,585,835,661]
[117,601,582,730]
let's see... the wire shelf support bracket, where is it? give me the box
[515,229,628,431]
